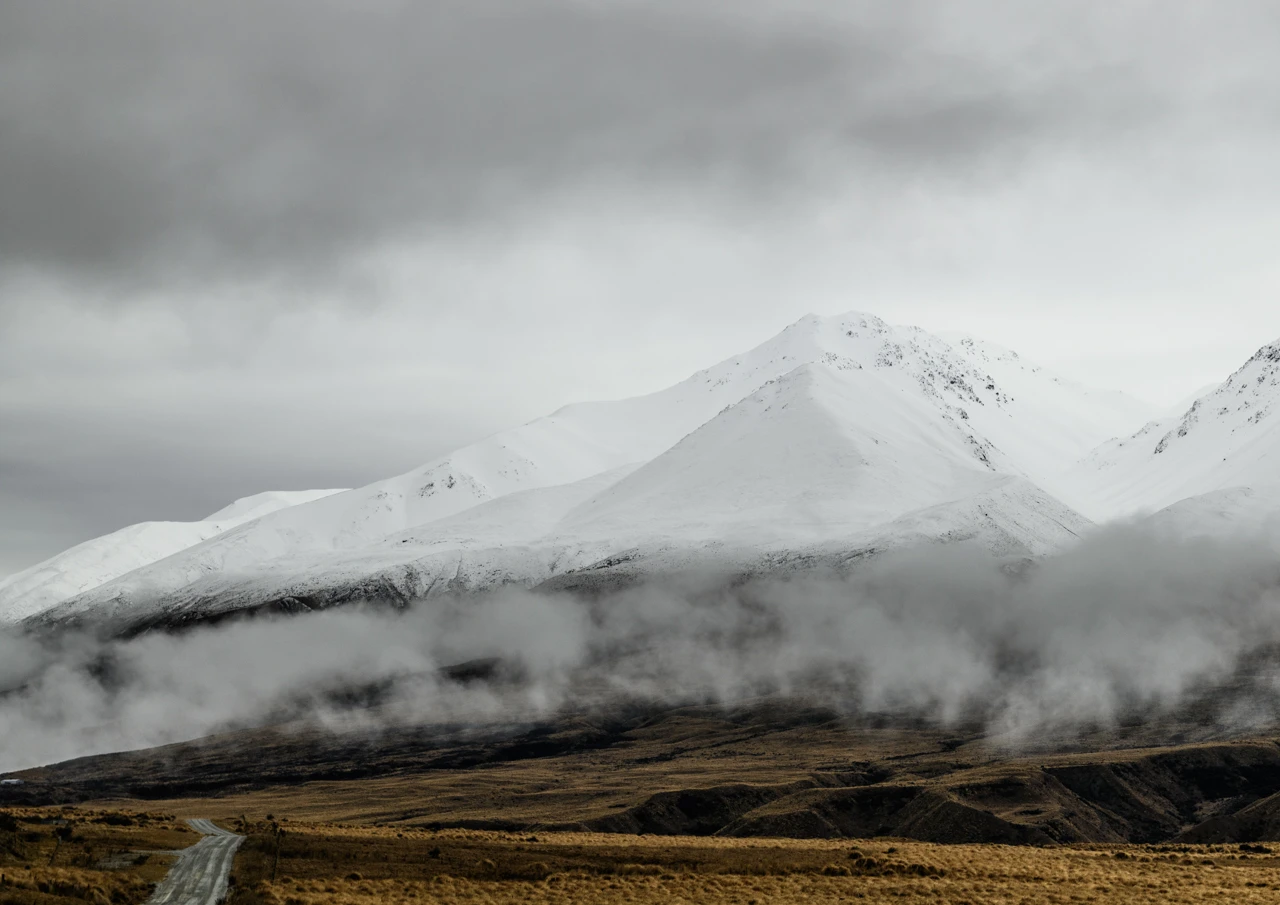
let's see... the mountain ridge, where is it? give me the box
[0,489,345,624]
[13,313,1276,633]
[1062,336,1280,519]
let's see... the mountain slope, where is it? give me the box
[931,332,1157,484]
[0,489,345,624]
[32,354,1099,633]
[1137,485,1280,545]
[126,311,1150,558]
[17,312,1155,630]
[1063,338,1280,519]
[559,363,1007,545]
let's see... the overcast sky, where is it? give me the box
[3,1,1280,576]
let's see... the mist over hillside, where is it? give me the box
[3,314,1280,778]
[4,521,1280,773]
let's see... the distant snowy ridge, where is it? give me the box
[0,489,345,624]
[1062,338,1280,520]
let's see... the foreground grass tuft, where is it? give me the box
[0,806,192,904]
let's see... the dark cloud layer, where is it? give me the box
[0,0,1218,292]
[4,2,1280,575]
[0,2,842,287]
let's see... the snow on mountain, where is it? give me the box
[1162,382,1222,418]
[1063,338,1280,519]
[930,332,1158,478]
[28,469,637,631]
[119,477,1087,636]
[32,358,1096,634]
[1138,486,1280,545]
[17,312,1171,631]
[0,489,345,625]
[554,361,1095,559]
[185,311,1157,559]
[201,490,349,523]
[802,475,1092,561]
[559,363,1012,545]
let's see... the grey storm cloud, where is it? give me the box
[5,0,1280,577]
[0,0,1226,292]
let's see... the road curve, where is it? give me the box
[146,818,244,905]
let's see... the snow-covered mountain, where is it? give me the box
[9,312,1166,633]
[557,363,1050,546]
[0,489,345,624]
[22,320,1276,638]
[1062,339,1280,519]
[1138,486,1280,545]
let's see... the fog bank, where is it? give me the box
[3,524,1280,772]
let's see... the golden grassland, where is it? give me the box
[78,719,981,825]
[223,820,1280,905]
[21,705,1280,902]
[0,807,195,905]
[70,708,1273,832]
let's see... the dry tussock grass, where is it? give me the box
[89,720,965,826]
[73,712,1280,850]
[226,822,1280,905]
[0,806,196,903]
[0,865,154,905]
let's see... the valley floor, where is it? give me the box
[8,806,1280,905]
[225,822,1280,905]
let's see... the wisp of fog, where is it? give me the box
[3,523,1280,772]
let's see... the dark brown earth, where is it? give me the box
[10,700,1280,845]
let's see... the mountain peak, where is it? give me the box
[1250,337,1280,364]
[557,357,1010,546]
[1062,334,1280,520]
[1151,334,1280,455]
[10,312,1176,630]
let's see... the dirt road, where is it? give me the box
[145,818,243,905]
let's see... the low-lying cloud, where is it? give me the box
[3,524,1280,773]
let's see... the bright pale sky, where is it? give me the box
[3,1,1280,575]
